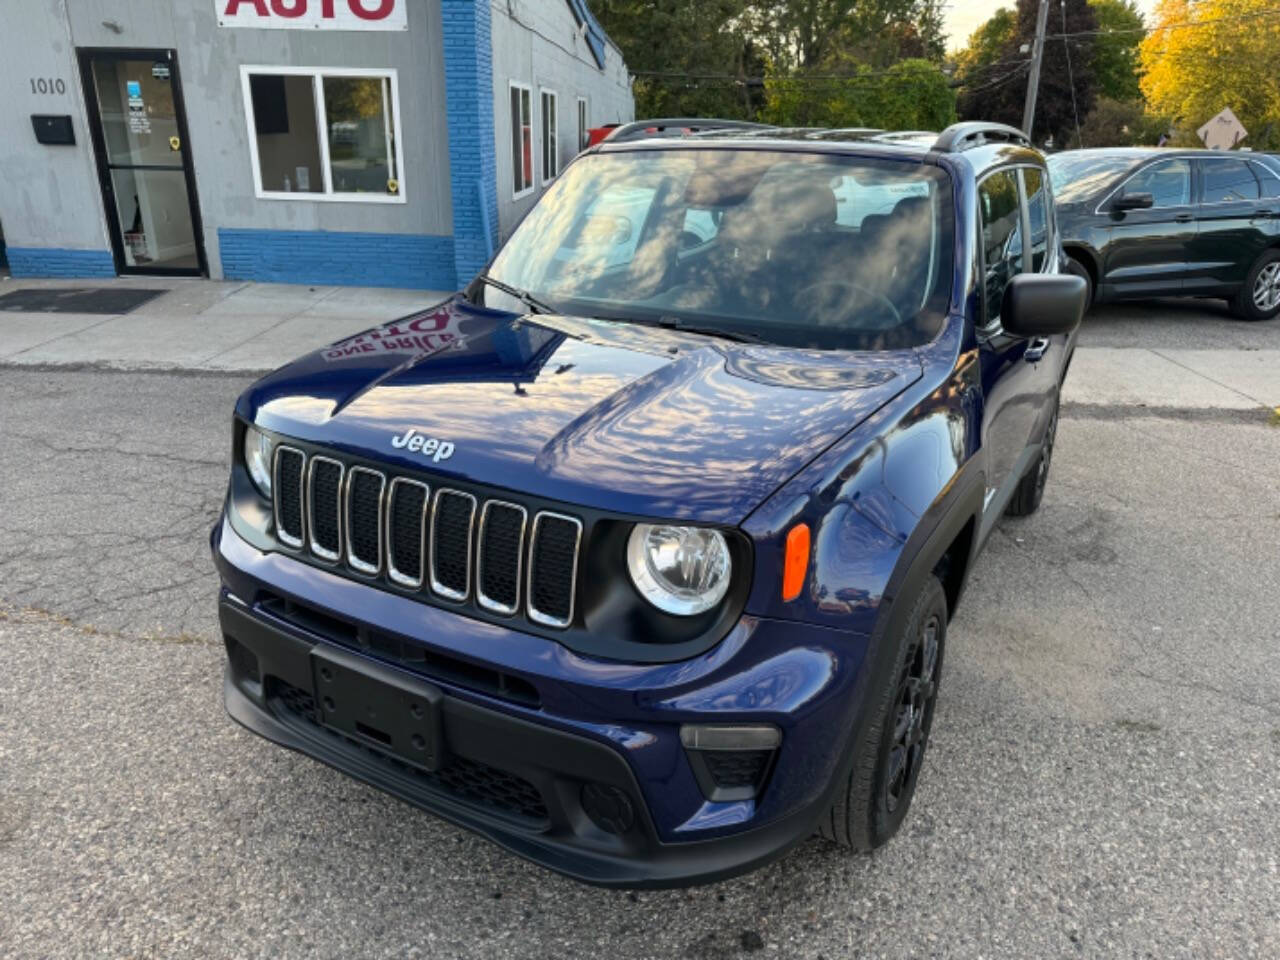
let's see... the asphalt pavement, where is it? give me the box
[1,300,1278,958]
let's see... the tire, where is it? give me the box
[1006,395,1059,517]
[819,574,947,851]
[1231,248,1280,321]
[1064,254,1094,312]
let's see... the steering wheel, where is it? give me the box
[794,280,902,330]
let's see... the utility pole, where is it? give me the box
[1022,0,1052,140]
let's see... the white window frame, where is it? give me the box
[509,80,534,200]
[240,65,406,204]
[576,96,588,151]
[540,87,559,184]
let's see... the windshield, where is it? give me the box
[482,149,954,350]
[1046,152,1138,204]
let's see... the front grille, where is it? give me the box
[308,457,343,560]
[273,447,305,547]
[266,444,582,631]
[477,502,526,614]
[269,678,548,823]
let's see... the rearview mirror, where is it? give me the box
[1001,273,1087,337]
[1113,192,1154,211]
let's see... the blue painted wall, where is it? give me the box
[218,229,456,290]
[7,247,115,279]
[441,0,499,286]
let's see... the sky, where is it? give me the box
[944,0,1161,50]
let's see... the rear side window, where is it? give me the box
[978,169,1022,326]
[1255,162,1280,199]
[1122,159,1191,208]
[1023,168,1050,272]
[1201,159,1260,203]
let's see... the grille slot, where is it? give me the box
[386,478,428,588]
[307,457,344,561]
[273,446,306,548]
[527,512,582,628]
[476,501,527,615]
[430,490,476,601]
[345,467,386,574]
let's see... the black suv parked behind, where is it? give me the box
[1047,148,1280,320]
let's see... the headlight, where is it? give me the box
[626,524,732,616]
[243,424,274,498]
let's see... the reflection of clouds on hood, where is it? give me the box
[252,298,922,524]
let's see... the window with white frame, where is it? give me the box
[510,82,533,197]
[577,96,588,150]
[241,66,404,202]
[541,88,558,182]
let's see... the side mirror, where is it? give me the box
[1001,273,1087,337]
[1113,192,1154,211]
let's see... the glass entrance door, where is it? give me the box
[80,50,205,276]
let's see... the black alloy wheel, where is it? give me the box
[883,609,943,814]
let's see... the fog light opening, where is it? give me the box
[581,782,635,835]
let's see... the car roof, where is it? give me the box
[593,127,1044,175]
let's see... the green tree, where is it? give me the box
[762,59,956,129]
[956,0,1099,148]
[593,0,761,118]
[953,6,1017,82]
[1088,0,1144,102]
[1078,96,1173,146]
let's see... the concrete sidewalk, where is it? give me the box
[0,275,451,374]
[0,274,1276,413]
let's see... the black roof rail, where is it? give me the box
[603,118,776,143]
[933,122,1031,153]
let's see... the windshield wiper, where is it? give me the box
[656,316,771,345]
[473,274,557,315]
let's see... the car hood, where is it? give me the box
[239,298,923,526]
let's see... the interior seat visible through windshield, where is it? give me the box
[481,147,955,351]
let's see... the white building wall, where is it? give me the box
[489,0,633,239]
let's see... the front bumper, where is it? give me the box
[213,515,873,887]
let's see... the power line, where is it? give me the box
[1047,6,1280,39]
[1060,0,1082,149]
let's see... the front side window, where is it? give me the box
[1201,159,1260,203]
[1120,159,1191,208]
[1255,161,1280,199]
[242,67,402,200]
[484,149,955,350]
[510,84,533,197]
[541,89,559,182]
[1023,167,1050,272]
[978,169,1022,326]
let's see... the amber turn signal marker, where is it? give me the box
[782,523,810,602]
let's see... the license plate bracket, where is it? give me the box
[310,643,444,773]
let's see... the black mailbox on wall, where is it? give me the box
[32,114,75,145]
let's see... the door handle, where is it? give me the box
[1024,337,1050,362]
[1174,213,1194,223]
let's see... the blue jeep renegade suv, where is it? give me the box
[213,122,1087,887]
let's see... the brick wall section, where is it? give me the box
[7,247,115,278]
[442,0,499,285]
[218,229,456,290]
